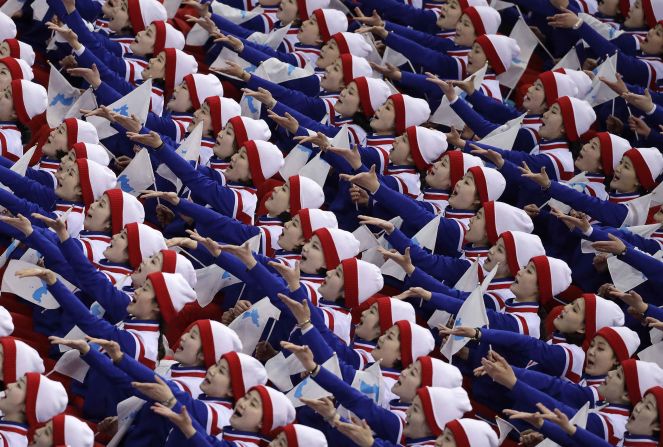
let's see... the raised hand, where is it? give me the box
[353,8,384,27]
[280,341,316,371]
[447,127,466,149]
[451,75,476,95]
[212,61,250,82]
[133,375,174,404]
[86,337,123,362]
[186,229,223,257]
[277,293,311,325]
[141,191,180,205]
[551,208,591,233]
[339,165,380,193]
[470,144,504,168]
[611,290,647,315]
[151,404,196,438]
[48,336,90,355]
[219,242,255,268]
[83,105,115,122]
[212,32,244,53]
[112,113,142,133]
[46,21,81,49]
[377,246,414,274]
[266,110,299,134]
[327,144,362,170]
[294,131,331,149]
[241,87,275,107]
[537,403,576,435]
[357,214,395,234]
[126,131,163,149]
[628,116,651,138]
[355,25,388,39]
[591,233,627,256]
[268,261,301,292]
[370,62,401,81]
[425,73,457,101]
[300,397,337,422]
[0,213,33,236]
[15,267,57,285]
[334,417,375,447]
[519,162,550,188]
[392,286,432,301]
[166,237,198,250]
[546,7,580,28]
[67,64,101,88]
[503,409,544,429]
[481,350,517,389]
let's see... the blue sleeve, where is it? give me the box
[246,75,326,122]
[73,0,102,21]
[645,304,663,321]
[0,166,57,210]
[466,90,520,123]
[618,243,663,285]
[371,183,435,232]
[76,47,133,96]
[300,326,357,383]
[80,348,134,392]
[93,81,123,106]
[59,237,130,323]
[450,97,501,138]
[547,180,628,227]
[385,21,454,51]
[468,142,562,180]
[270,102,340,139]
[64,11,126,74]
[428,292,524,332]
[0,189,56,221]
[210,14,256,39]
[175,199,260,244]
[145,112,180,141]
[239,39,299,66]
[568,426,612,447]
[22,230,79,285]
[586,225,662,255]
[312,366,402,443]
[513,367,596,408]
[398,72,443,110]
[360,0,438,32]
[47,280,138,357]
[384,32,462,79]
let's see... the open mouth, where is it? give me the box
[233,409,243,418]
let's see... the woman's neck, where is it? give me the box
[1,412,25,424]
[514,295,538,303]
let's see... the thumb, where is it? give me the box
[369,164,376,174]
[154,375,166,385]
[645,88,652,99]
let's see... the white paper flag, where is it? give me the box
[210,2,264,23]
[607,250,663,292]
[545,172,591,215]
[538,403,589,446]
[162,0,181,18]
[362,217,403,267]
[280,145,313,180]
[299,153,331,187]
[586,54,619,107]
[499,17,537,89]
[286,354,341,407]
[382,46,409,69]
[381,216,441,280]
[496,417,517,445]
[46,64,82,127]
[623,193,652,227]
[229,297,281,355]
[156,122,202,189]
[50,349,90,383]
[116,149,155,196]
[31,0,49,21]
[1,0,23,17]
[64,88,97,120]
[195,264,242,307]
[430,65,487,128]
[9,145,36,177]
[579,13,623,40]
[477,113,526,150]
[553,47,581,71]
[265,352,306,391]
[638,341,663,368]
[1,260,76,309]
[87,79,152,139]
[107,397,147,447]
[353,225,380,252]
[248,25,292,50]
[59,325,89,353]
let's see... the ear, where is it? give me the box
[651,419,660,432]
[577,321,586,335]
[74,184,83,198]
[197,349,206,364]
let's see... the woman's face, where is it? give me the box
[225,147,252,184]
[371,325,401,369]
[334,81,362,117]
[610,155,640,193]
[130,23,157,56]
[297,14,322,46]
[317,39,340,69]
[553,297,586,334]
[390,132,413,166]
[320,58,346,92]
[585,335,619,376]
[191,102,213,136]
[131,252,165,286]
[230,389,264,432]
[454,13,476,47]
[436,0,463,30]
[392,360,423,402]
[54,163,82,202]
[264,181,291,216]
[484,238,512,276]
[268,432,289,447]
[425,155,452,189]
[213,123,237,160]
[142,51,167,81]
[317,264,344,301]
[354,302,381,341]
[83,192,113,232]
[108,0,131,33]
[278,215,306,252]
[448,171,479,210]
[167,81,193,113]
[42,123,69,158]
[370,99,396,134]
[30,420,54,447]
[435,428,458,447]
[127,278,159,319]
[300,235,326,273]
[575,137,603,173]
[200,358,233,398]
[174,324,204,366]
[464,207,488,244]
[404,395,433,439]
[0,63,14,90]
[641,24,663,57]
[598,0,619,16]
[276,0,298,25]
[510,261,540,300]
[0,376,26,415]
[523,79,547,114]
[624,0,645,28]
[103,228,130,263]
[538,103,565,140]
[466,42,487,75]
[626,393,660,435]
[0,86,16,122]
[597,366,629,404]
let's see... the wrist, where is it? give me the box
[297,319,312,329]
[541,180,552,191]
[572,17,583,29]
[161,395,177,408]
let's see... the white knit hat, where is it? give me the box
[339,54,372,85]
[341,258,384,309]
[463,6,501,35]
[446,418,498,447]
[581,294,625,347]
[183,73,223,109]
[245,140,285,187]
[289,175,325,214]
[467,166,506,203]
[407,126,448,170]
[0,337,44,384]
[459,0,489,6]
[0,12,16,41]
[444,151,485,188]
[296,0,330,20]
[555,96,596,142]
[593,326,640,362]
[500,231,546,276]
[71,143,110,166]
[127,0,167,33]
[147,272,197,322]
[538,71,579,104]
[623,359,663,406]
[530,255,573,307]
[223,351,268,399]
[24,373,68,427]
[186,320,242,368]
[279,424,327,447]
[330,32,372,58]
[297,208,338,239]
[596,132,632,176]
[395,320,434,367]
[4,40,34,66]
[417,356,463,388]
[104,189,145,235]
[64,118,100,146]
[75,159,117,207]
[10,79,46,125]
[205,96,242,135]
[353,77,391,118]
[152,21,185,54]
[554,68,592,99]
[163,48,198,95]
[227,116,271,147]
[390,94,430,135]
[250,385,296,434]
[624,147,663,191]
[417,386,471,436]
[375,297,416,334]
[52,414,94,447]
[642,0,663,27]
[483,201,534,245]
[0,57,32,81]
[125,222,167,269]
[475,34,520,75]
[0,307,13,336]
[313,228,360,269]
[159,249,196,286]
[312,9,348,42]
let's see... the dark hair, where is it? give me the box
[352,112,373,133]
